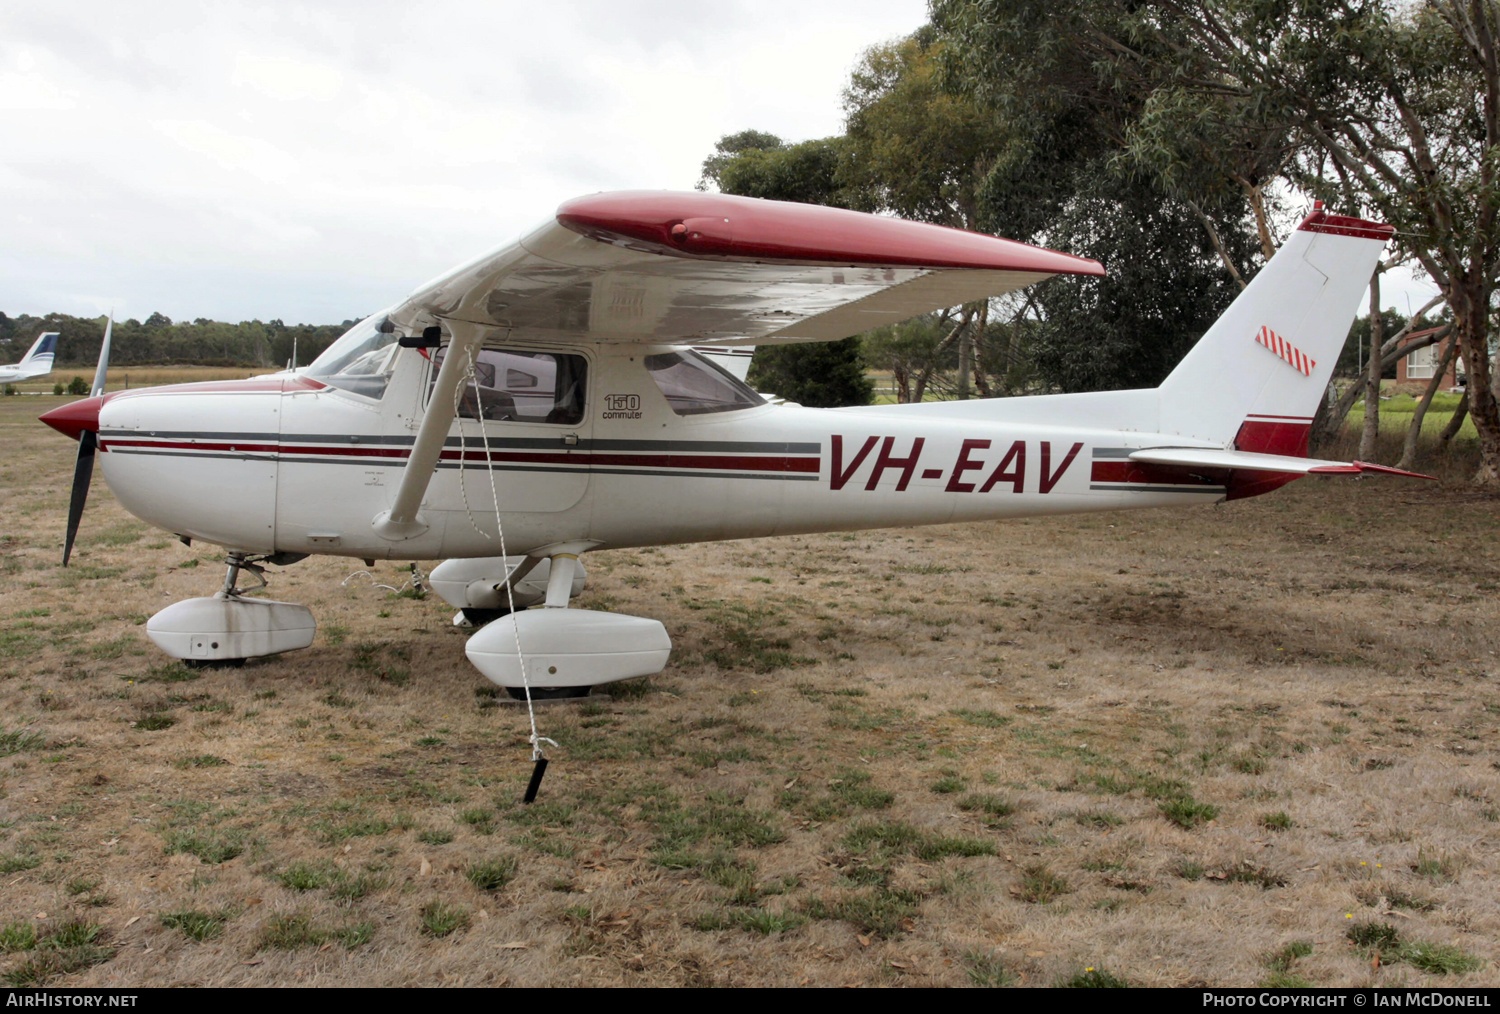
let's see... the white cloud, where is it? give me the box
[0,45,78,110]
[231,53,345,103]
[0,1,929,322]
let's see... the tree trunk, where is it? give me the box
[972,300,992,398]
[912,365,933,404]
[1187,200,1247,289]
[892,364,911,404]
[1452,286,1500,489]
[957,329,973,400]
[1396,332,1458,470]
[1358,269,1384,462]
[1437,388,1469,452]
[1241,179,1278,261]
[1311,295,1449,452]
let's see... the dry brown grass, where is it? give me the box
[0,397,1497,987]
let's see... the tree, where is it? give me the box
[697,130,789,191]
[929,1,1267,394]
[1311,299,1448,450]
[1026,173,1250,392]
[931,0,1276,274]
[934,0,1500,485]
[841,32,1014,398]
[698,132,854,207]
[842,30,1008,229]
[862,315,958,404]
[747,340,874,406]
[0,311,352,369]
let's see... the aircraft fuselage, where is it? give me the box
[92,343,1237,560]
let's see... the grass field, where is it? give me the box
[0,394,1496,987]
[4,366,266,397]
[1354,392,1480,442]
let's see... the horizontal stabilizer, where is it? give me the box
[1129,447,1434,480]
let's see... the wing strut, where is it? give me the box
[372,320,486,541]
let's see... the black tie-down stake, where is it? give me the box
[523,756,549,804]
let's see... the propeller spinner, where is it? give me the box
[39,317,111,565]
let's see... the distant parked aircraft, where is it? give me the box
[0,332,59,383]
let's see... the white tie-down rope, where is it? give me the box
[453,347,555,765]
[339,564,426,595]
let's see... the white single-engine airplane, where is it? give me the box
[0,331,59,383]
[42,192,1427,701]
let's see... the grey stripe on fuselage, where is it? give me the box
[1088,483,1225,494]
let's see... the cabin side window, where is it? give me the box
[644,350,765,416]
[429,347,587,426]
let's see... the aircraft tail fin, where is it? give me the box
[1157,207,1393,455]
[15,332,58,379]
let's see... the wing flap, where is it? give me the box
[1130,447,1434,479]
[761,269,1052,343]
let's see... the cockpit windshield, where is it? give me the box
[306,309,401,400]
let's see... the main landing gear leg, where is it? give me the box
[543,553,579,609]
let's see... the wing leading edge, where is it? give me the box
[385,191,1103,347]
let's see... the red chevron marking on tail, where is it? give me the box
[1253,326,1315,377]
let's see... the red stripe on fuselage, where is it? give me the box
[96,438,820,473]
[101,439,282,454]
[1090,461,1225,487]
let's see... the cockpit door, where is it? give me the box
[424,343,592,515]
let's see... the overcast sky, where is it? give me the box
[1,1,929,324]
[2,1,1437,327]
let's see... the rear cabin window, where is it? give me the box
[430,347,587,426]
[644,350,765,416]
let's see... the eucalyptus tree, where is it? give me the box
[936,0,1500,485]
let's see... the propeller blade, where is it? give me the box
[91,316,112,398]
[60,314,110,566]
[62,430,97,567]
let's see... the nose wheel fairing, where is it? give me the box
[145,552,316,665]
[146,595,316,664]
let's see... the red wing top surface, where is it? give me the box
[387,191,1103,347]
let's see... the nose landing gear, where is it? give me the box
[144,552,317,666]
